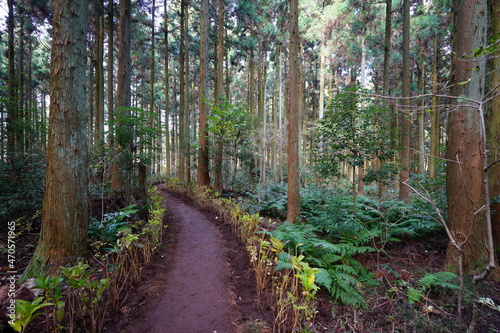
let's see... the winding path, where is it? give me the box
[104,187,237,332]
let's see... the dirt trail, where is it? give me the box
[103,186,271,333]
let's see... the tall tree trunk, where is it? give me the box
[249,40,256,118]
[398,0,410,202]
[115,0,132,194]
[378,0,392,199]
[278,51,284,183]
[257,48,267,192]
[178,0,187,181]
[446,0,493,276]
[358,36,367,196]
[319,30,327,119]
[198,0,210,187]
[163,0,170,178]
[225,31,231,102]
[257,46,267,192]
[107,0,114,148]
[27,36,34,147]
[213,0,225,192]
[429,33,440,178]
[487,0,500,259]
[96,3,105,147]
[416,2,425,175]
[6,0,19,159]
[19,14,26,152]
[271,44,281,181]
[23,0,89,278]
[287,0,300,222]
[88,55,95,147]
[149,0,156,178]
[184,5,191,183]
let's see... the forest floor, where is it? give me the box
[2,185,500,332]
[102,185,500,333]
[102,185,274,333]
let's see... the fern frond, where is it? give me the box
[275,251,293,271]
[407,286,424,304]
[417,271,459,291]
[315,268,333,289]
[331,264,357,276]
[330,270,360,287]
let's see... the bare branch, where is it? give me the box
[403,180,459,250]
[485,159,500,171]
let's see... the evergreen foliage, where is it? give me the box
[314,86,396,178]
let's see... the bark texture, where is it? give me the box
[287,0,300,222]
[24,0,89,277]
[446,0,490,275]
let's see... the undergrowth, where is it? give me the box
[7,186,166,333]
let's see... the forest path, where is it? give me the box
[103,185,271,333]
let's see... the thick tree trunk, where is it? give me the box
[287,0,300,222]
[446,0,492,275]
[23,0,89,278]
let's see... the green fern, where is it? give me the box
[404,271,459,304]
[272,222,378,308]
[417,271,459,291]
[406,286,424,304]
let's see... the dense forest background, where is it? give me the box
[1,0,500,331]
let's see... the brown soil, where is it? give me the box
[102,186,273,333]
